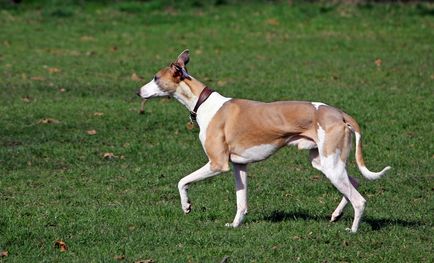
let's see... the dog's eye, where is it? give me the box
[154,75,159,81]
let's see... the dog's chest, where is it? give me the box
[196,93,231,145]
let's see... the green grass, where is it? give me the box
[0,1,433,262]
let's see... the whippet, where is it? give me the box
[137,50,391,233]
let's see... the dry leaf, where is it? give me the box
[103,152,116,159]
[86,51,97,56]
[94,112,104,116]
[114,255,125,260]
[375,58,382,67]
[131,72,144,81]
[54,240,68,252]
[135,260,155,263]
[217,79,227,87]
[1,251,8,257]
[47,67,61,74]
[265,18,280,26]
[59,88,66,93]
[111,46,118,52]
[21,96,32,102]
[310,175,321,181]
[186,121,195,130]
[31,76,45,81]
[37,118,60,124]
[86,130,97,135]
[80,35,95,42]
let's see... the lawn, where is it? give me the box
[0,1,433,262]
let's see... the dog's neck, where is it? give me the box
[172,76,207,112]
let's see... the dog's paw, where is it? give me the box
[225,222,241,228]
[330,213,343,222]
[345,227,357,234]
[182,202,191,214]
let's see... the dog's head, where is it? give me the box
[137,50,191,99]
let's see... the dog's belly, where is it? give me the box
[286,137,317,150]
[230,144,278,164]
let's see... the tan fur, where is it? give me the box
[204,99,354,169]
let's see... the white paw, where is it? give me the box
[181,202,191,214]
[345,227,357,233]
[225,222,241,228]
[330,212,343,222]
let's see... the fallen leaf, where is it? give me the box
[1,251,8,257]
[186,121,195,130]
[134,260,155,263]
[110,46,118,52]
[114,255,125,260]
[265,18,280,26]
[54,240,68,252]
[37,118,60,124]
[86,51,97,56]
[59,88,66,93]
[21,96,32,103]
[47,67,61,74]
[103,152,116,159]
[31,76,45,81]
[217,79,227,87]
[131,72,144,81]
[375,58,382,67]
[94,112,104,116]
[80,35,95,42]
[86,130,97,135]
[310,175,321,181]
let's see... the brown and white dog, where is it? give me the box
[137,50,391,233]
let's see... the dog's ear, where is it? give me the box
[175,49,190,68]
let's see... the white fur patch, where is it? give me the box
[230,144,278,164]
[312,102,326,110]
[317,124,326,151]
[139,79,169,98]
[173,82,196,110]
[197,93,231,145]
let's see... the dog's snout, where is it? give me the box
[136,89,141,97]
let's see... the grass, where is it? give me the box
[0,1,433,262]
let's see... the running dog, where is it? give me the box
[137,50,391,233]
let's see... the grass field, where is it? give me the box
[0,1,433,262]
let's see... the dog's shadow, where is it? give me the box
[258,210,426,231]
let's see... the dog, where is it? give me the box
[137,50,391,233]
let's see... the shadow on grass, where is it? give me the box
[260,210,428,231]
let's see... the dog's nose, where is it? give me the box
[136,90,141,97]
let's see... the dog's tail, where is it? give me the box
[344,113,391,180]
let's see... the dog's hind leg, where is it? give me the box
[178,162,222,214]
[311,148,361,223]
[324,166,366,233]
[226,163,248,228]
[330,176,360,222]
[318,124,366,232]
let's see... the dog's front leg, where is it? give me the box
[225,163,248,228]
[178,162,221,213]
